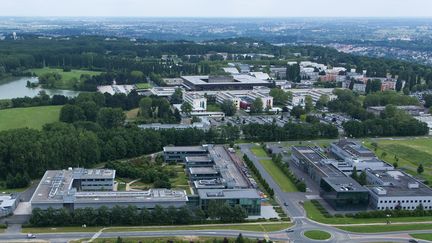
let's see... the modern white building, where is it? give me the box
[215,89,273,110]
[0,194,18,218]
[366,169,432,211]
[183,92,207,112]
[288,88,337,107]
[329,140,393,174]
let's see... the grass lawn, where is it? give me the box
[337,223,432,233]
[24,222,293,234]
[259,159,298,192]
[303,201,432,225]
[410,233,432,241]
[125,108,140,120]
[168,164,190,193]
[363,137,432,182]
[135,83,153,89]
[251,146,268,157]
[30,67,101,90]
[104,222,293,233]
[303,230,331,240]
[0,106,62,131]
[72,237,237,243]
[22,226,103,233]
[207,103,222,112]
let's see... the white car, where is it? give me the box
[27,234,36,239]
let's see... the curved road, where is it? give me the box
[0,144,430,242]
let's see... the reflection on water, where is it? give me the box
[0,77,81,99]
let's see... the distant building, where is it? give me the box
[138,122,209,131]
[181,75,271,91]
[215,88,273,110]
[288,88,337,107]
[183,92,207,112]
[97,85,135,95]
[353,83,366,93]
[367,106,425,116]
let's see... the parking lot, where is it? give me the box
[209,114,292,127]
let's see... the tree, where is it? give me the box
[170,88,183,104]
[351,166,358,181]
[358,171,367,186]
[393,162,398,168]
[139,97,152,118]
[97,108,126,128]
[250,98,263,114]
[269,88,289,106]
[396,79,403,92]
[181,102,193,115]
[290,105,305,119]
[417,164,424,174]
[305,95,314,112]
[60,104,85,123]
[235,233,245,243]
[221,100,236,116]
[78,101,99,122]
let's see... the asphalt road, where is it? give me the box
[1,142,431,242]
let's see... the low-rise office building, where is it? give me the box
[291,146,369,210]
[0,194,18,218]
[329,140,393,174]
[198,189,261,216]
[181,75,271,91]
[30,168,188,211]
[365,169,432,211]
[183,92,207,112]
[367,106,425,116]
[215,89,273,110]
[163,145,209,163]
[288,88,337,107]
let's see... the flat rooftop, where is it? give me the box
[292,146,327,163]
[185,155,212,163]
[332,140,376,158]
[198,189,260,199]
[182,75,269,85]
[163,146,208,153]
[367,169,432,197]
[208,145,249,188]
[189,167,219,175]
[322,176,368,193]
[30,169,188,205]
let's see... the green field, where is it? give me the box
[303,201,432,225]
[337,223,432,233]
[259,159,298,192]
[363,137,432,182]
[135,83,153,89]
[169,165,190,193]
[0,106,62,131]
[411,233,432,241]
[251,146,268,157]
[303,230,331,240]
[31,68,101,90]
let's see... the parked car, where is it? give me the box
[27,234,36,239]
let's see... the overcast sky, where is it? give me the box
[1,0,432,18]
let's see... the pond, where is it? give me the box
[0,77,82,99]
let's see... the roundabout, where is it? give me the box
[303,230,332,241]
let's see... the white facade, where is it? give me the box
[183,92,207,112]
[366,170,432,211]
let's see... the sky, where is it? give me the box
[1,0,432,18]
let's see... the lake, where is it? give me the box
[0,77,81,99]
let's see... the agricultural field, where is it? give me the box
[363,137,432,182]
[0,106,62,131]
[30,67,101,90]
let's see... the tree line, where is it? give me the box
[29,202,247,227]
[242,122,339,142]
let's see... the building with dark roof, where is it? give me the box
[291,146,369,210]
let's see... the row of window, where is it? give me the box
[379,199,431,204]
[377,206,432,210]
